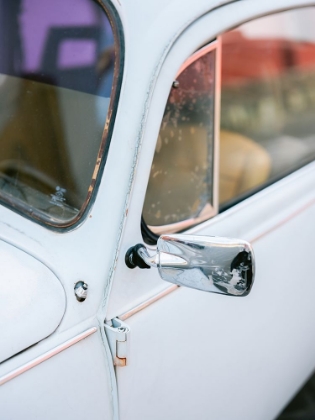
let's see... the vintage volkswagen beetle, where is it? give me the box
[0,1,315,419]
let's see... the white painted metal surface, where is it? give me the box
[0,240,66,362]
[105,0,315,419]
[0,328,97,386]
[115,163,315,420]
[0,0,315,419]
[0,331,115,420]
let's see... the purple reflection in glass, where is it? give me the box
[20,0,96,72]
[58,40,96,69]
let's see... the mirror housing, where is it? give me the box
[126,234,255,297]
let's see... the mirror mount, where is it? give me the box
[125,243,152,269]
[126,243,188,270]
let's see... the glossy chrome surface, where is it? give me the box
[74,281,88,302]
[128,234,255,296]
[157,234,254,296]
[137,247,159,268]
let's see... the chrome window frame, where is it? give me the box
[143,38,221,240]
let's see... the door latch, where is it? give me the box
[104,318,130,367]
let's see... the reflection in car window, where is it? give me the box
[220,7,315,207]
[0,0,119,226]
[143,44,218,237]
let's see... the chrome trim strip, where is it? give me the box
[176,39,218,77]
[0,327,97,386]
[147,38,221,236]
[147,208,217,236]
[250,196,315,244]
[213,36,221,224]
[118,285,179,321]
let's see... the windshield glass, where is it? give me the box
[0,0,119,226]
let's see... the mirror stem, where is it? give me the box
[125,244,158,269]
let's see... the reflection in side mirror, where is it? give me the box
[125,234,255,297]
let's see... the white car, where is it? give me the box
[0,1,315,419]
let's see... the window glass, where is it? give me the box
[143,44,217,236]
[143,8,315,242]
[220,7,315,207]
[0,0,118,226]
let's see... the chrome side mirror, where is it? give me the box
[126,234,255,297]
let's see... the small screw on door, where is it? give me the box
[172,80,179,88]
[74,281,88,302]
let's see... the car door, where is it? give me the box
[0,1,123,418]
[105,1,315,419]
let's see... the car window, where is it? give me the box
[142,7,315,242]
[220,7,315,208]
[142,42,219,238]
[0,0,120,227]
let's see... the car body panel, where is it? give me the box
[0,239,66,362]
[115,163,315,420]
[0,330,115,420]
[105,1,315,419]
[0,0,315,419]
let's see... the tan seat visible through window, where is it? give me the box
[143,124,210,227]
[219,130,271,204]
